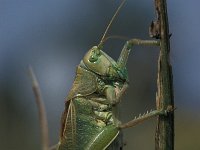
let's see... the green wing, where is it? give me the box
[58,100,76,150]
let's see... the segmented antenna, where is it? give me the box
[98,0,126,48]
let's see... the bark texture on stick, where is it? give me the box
[154,0,174,150]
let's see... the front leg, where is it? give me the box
[117,39,160,69]
[103,82,128,127]
[115,82,129,101]
[104,82,128,106]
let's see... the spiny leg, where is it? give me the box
[119,106,174,129]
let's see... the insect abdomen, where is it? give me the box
[86,125,119,150]
[58,97,119,150]
[75,97,119,149]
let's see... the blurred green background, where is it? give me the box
[1,0,200,150]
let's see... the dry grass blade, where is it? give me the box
[29,66,49,150]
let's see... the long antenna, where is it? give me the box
[98,0,126,48]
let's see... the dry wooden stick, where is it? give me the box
[29,66,49,150]
[151,0,175,149]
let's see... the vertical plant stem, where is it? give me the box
[154,0,174,150]
[29,66,49,150]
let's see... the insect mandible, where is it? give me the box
[57,1,172,150]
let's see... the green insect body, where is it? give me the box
[57,45,130,150]
[56,1,169,149]
[56,36,162,150]
[27,1,173,150]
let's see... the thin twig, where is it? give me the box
[29,66,49,150]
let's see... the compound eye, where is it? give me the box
[89,49,101,62]
[89,54,98,62]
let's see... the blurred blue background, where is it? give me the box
[0,0,200,150]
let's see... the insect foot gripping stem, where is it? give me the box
[119,105,174,129]
[117,39,160,70]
